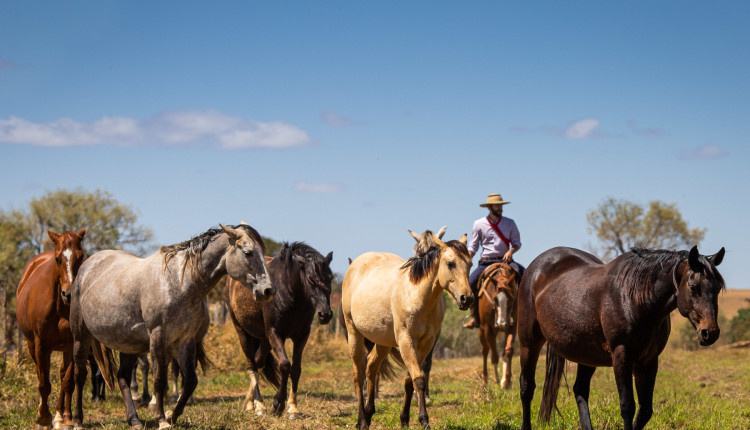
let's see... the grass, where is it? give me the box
[2,323,749,429]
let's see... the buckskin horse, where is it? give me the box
[477,262,520,389]
[16,228,86,430]
[518,246,726,430]
[68,223,275,429]
[342,227,473,429]
[224,241,334,418]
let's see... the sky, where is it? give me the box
[1,2,748,288]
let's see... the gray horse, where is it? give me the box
[67,223,275,429]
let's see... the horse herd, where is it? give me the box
[15,223,726,430]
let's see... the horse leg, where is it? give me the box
[633,360,658,430]
[138,354,151,405]
[612,345,636,430]
[397,338,430,429]
[32,337,53,428]
[364,344,391,425]
[346,329,368,429]
[479,328,489,386]
[573,364,596,430]
[72,330,92,430]
[149,333,170,430]
[421,343,435,405]
[267,329,290,417]
[116,353,143,429]
[287,334,309,418]
[400,374,414,428]
[519,335,544,430]
[168,341,198,426]
[235,331,265,415]
[487,328,501,386]
[500,329,515,389]
[58,346,75,429]
[130,361,141,404]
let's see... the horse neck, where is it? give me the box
[269,259,308,310]
[170,236,230,298]
[409,269,444,311]
[638,259,682,319]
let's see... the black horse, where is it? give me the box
[224,242,334,418]
[518,246,725,430]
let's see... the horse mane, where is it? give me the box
[402,237,470,285]
[160,224,266,278]
[616,248,688,305]
[277,241,332,288]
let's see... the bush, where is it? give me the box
[727,307,750,343]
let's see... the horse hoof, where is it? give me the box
[165,410,174,422]
[424,396,432,405]
[158,420,171,430]
[288,413,299,420]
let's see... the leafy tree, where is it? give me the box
[727,306,750,343]
[587,198,706,260]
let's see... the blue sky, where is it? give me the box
[1,2,748,288]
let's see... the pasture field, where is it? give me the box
[2,320,749,430]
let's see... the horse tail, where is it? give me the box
[196,339,214,373]
[337,296,347,340]
[91,339,118,391]
[16,316,23,365]
[539,346,566,422]
[259,352,281,388]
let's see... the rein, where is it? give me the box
[478,263,518,299]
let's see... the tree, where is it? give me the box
[586,198,706,261]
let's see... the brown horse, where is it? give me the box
[518,246,725,430]
[16,228,85,430]
[477,262,520,389]
[224,241,334,419]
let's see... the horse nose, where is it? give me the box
[699,327,720,345]
[318,310,333,324]
[459,294,474,309]
[263,286,275,299]
[60,290,71,304]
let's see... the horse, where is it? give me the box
[341,227,473,429]
[68,223,275,430]
[224,241,334,418]
[477,262,520,389]
[518,245,726,430]
[16,228,86,430]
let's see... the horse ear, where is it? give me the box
[325,251,333,264]
[240,220,249,225]
[688,246,702,273]
[436,226,447,239]
[77,228,86,239]
[711,247,725,266]
[220,224,241,242]
[408,229,421,242]
[459,233,467,245]
[47,229,60,243]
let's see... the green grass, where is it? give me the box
[2,325,749,429]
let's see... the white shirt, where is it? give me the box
[467,216,521,258]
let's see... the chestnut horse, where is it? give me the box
[342,227,473,429]
[224,241,334,418]
[518,246,725,430]
[477,262,520,389]
[16,228,85,430]
[69,223,275,430]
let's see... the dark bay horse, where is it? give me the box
[16,228,85,430]
[477,262,520,388]
[518,246,726,430]
[224,241,334,418]
[69,223,275,430]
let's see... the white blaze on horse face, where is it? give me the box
[495,292,508,328]
[63,248,74,286]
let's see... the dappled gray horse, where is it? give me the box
[68,223,275,429]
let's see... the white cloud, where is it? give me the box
[294,182,345,194]
[319,110,353,127]
[678,145,726,161]
[0,110,310,149]
[565,118,600,139]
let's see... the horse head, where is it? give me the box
[221,224,276,302]
[52,228,86,305]
[480,263,519,330]
[407,227,474,310]
[674,246,726,346]
[293,248,334,324]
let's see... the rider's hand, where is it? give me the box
[502,250,513,263]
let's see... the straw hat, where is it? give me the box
[480,193,510,207]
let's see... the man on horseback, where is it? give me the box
[463,193,523,329]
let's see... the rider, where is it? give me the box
[463,193,522,329]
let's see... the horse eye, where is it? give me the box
[447,261,456,269]
[243,249,253,256]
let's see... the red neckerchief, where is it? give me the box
[487,216,511,248]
